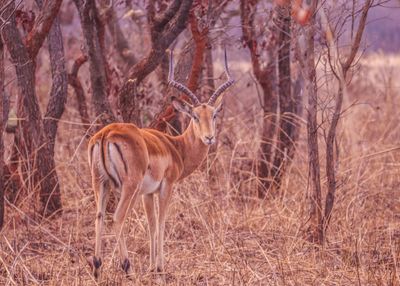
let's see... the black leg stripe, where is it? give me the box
[93,257,102,269]
[122,258,131,273]
[113,143,128,174]
[96,212,103,220]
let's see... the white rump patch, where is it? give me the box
[141,171,161,195]
[91,143,107,183]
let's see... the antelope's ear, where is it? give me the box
[213,95,224,114]
[171,96,194,117]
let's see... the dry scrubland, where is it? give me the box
[0,53,399,285]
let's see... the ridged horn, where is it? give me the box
[168,50,200,106]
[208,48,235,105]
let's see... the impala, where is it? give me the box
[88,50,234,279]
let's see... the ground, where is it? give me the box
[0,54,399,285]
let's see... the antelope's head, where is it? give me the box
[169,50,235,146]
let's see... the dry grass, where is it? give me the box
[1,54,400,285]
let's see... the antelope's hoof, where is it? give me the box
[121,258,134,278]
[152,267,166,284]
[92,256,102,280]
[155,273,166,284]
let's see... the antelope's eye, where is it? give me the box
[213,114,217,120]
[193,116,199,122]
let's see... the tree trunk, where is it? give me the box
[3,143,21,204]
[323,84,343,232]
[271,4,295,190]
[149,41,196,134]
[258,71,278,196]
[305,15,323,244]
[74,0,116,127]
[25,0,63,58]
[240,0,279,197]
[150,6,209,133]
[68,54,90,131]
[118,0,193,124]
[2,2,42,158]
[100,0,137,68]
[0,37,5,229]
[37,11,67,216]
[1,0,63,217]
[322,0,372,235]
[204,40,215,96]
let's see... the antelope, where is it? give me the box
[87,49,234,279]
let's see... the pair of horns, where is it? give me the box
[168,49,235,105]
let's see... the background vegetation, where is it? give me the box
[0,0,399,285]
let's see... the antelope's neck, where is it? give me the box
[173,121,209,180]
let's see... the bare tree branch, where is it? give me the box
[68,54,90,130]
[25,0,62,58]
[343,0,372,72]
[42,12,68,148]
[321,0,373,234]
[1,0,63,216]
[240,0,262,79]
[153,0,183,30]
[74,0,116,126]
[150,0,228,132]
[118,0,193,123]
[100,1,137,67]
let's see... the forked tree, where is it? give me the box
[74,0,116,127]
[118,0,194,124]
[294,0,375,243]
[301,0,323,244]
[241,0,301,196]
[150,0,229,133]
[322,0,374,238]
[0,0,66,216]
[73,0,194,128]
[87,50,234,280]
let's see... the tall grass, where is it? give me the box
[0,54,399,285]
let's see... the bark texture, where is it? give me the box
[118,0,193,124]
[241,0,278,197]
[271,4,295,189]
[150,3,209,132]
[26,0,63,58]
[323,0,372,234]
[1,0,63,216]
[74,0,116,127]
[68,54,90,130]
[242,1,302,196]
[0,37,5,229]
[100,1,137,68]
[305,18,323,244]
[37,6,67,215]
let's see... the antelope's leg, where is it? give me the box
[113,184,140,277]
[156,182,173,273]
[93,181,109,279]
[143,194,156,271]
